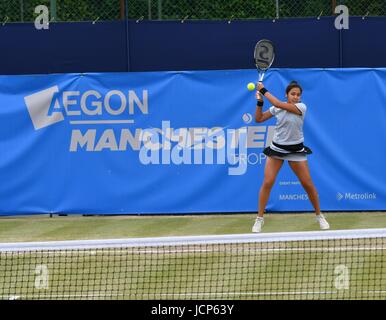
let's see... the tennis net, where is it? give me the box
[0,228,385,300]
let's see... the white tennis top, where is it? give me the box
[269,103,307,145]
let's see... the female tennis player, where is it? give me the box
[252,81,329,233]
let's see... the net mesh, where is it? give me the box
[1,229,385,300]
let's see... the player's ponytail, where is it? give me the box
[286,81,303,94]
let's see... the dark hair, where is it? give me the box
[286,81,303,94]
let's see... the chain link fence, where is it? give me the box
[0,0,121,23]
[1,0,385,23]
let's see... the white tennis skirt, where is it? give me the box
[271,153,307,162]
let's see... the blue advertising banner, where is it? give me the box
[0,68,385,215]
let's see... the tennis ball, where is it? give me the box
[247,82,255,91]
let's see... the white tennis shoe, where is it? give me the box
[252,217,264,233]
[316,213,330,230]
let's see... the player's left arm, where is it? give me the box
[257,83,302,115]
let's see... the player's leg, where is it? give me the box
[253,157,283,233]
[258,157,284,217]
[288,160,329,229]
[288,160,320,211]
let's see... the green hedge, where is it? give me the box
[1,0,385,23]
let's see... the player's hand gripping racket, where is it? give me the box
[254,39,275,84]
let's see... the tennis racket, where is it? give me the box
[254,39,275,83]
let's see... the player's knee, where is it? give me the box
[301,179,314,191]
[262,179,275,189]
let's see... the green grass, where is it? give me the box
[1,236,385,300]
[0,211,385,242]
[1,212,385,300]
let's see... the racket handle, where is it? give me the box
[259,73,265,82]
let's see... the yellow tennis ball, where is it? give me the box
[247,82,255,91]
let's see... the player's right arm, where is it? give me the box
[257,82,302,115]
[255,91,273,123]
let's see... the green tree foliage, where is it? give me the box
[0,0,385,23]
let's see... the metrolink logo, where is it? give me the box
[336,192,377,201]
[24,86,274,175]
